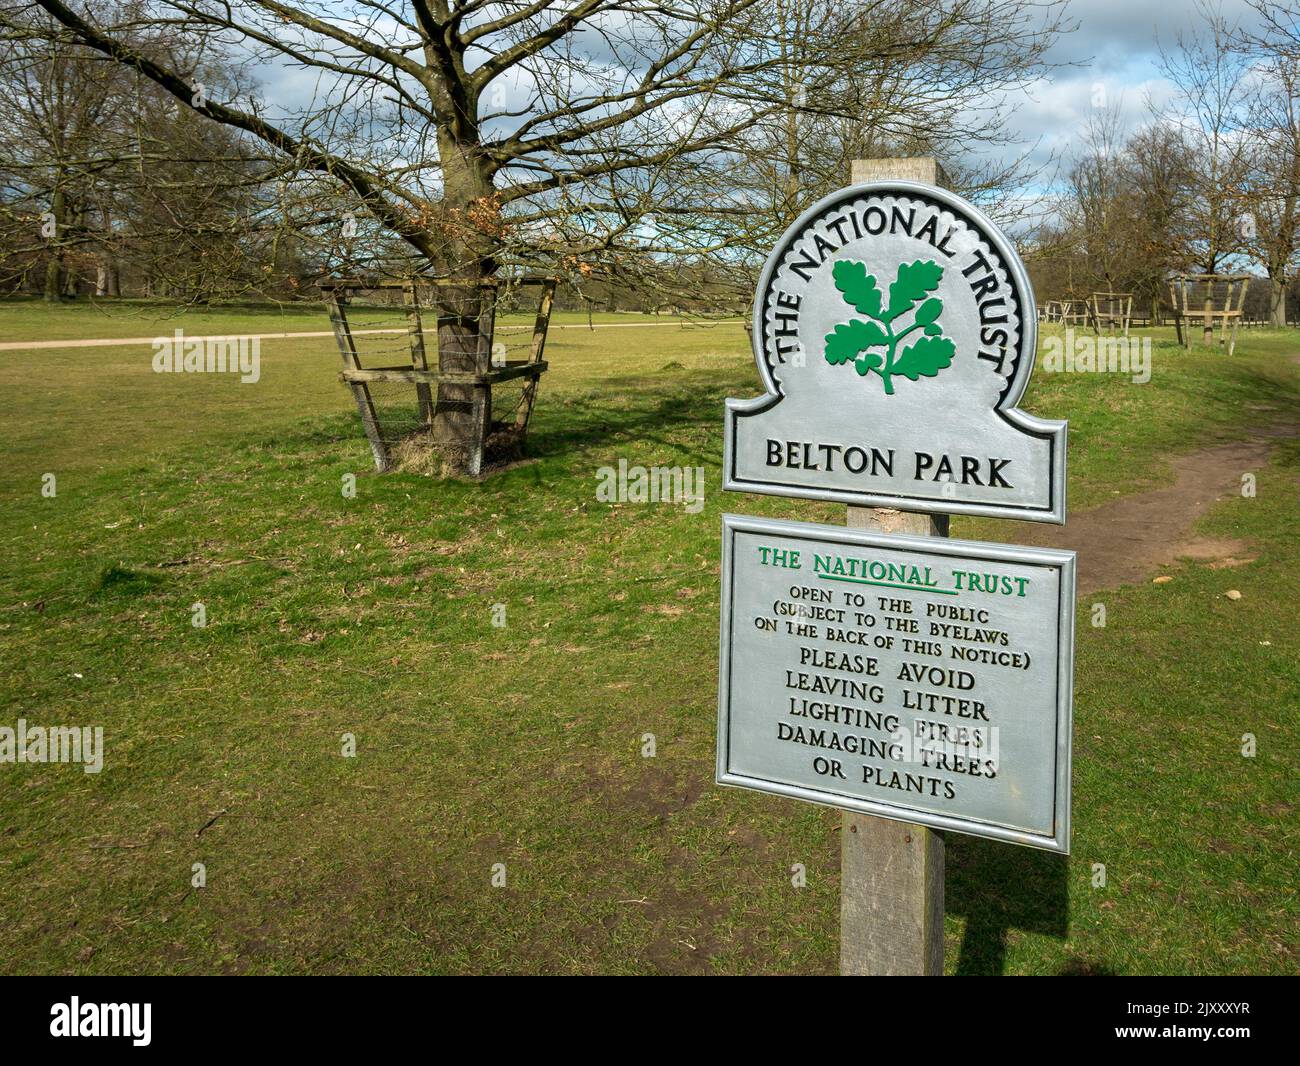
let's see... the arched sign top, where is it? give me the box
[725,180,1066,524]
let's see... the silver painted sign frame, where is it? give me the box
[716,513,1075,853]
[724,180,1067,524]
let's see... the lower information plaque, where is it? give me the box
[717,514,1075,852]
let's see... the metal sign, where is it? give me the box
[717,514,1075,852]
[725,181,1067,523]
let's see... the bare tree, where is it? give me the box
[17,0,1069,472]
[1028,116,1195,319]
[0,4,125,298]
[1060,105,1137,294]
[726,0,1068,237]
[1121,122,1196,318]
[1238,2,1300,325]
[0,1,281,302]
[1246,0,1300,60]
[1155,2,1252,275]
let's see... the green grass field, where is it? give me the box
[0,299,1296,974]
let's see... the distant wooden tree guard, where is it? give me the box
[1040,299,1084,325]
[322,276,556,475]
[1087,292,1133,336]
[1168,274,1249,357]
[1058,298,1089,326]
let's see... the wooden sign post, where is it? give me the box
[718,157,1074,978]
[842,157,949,976]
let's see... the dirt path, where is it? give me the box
[1017,424,1297,594]
[0,329,400,351]
[0,319,742,352]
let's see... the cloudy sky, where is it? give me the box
[1008,0,1268,175]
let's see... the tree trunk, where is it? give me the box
[1270,275,1287,327]
[433,275,491,476]
[44,258,64,302]
[96,254,120,297]
[44,187,66,302]
[431,135,498,477]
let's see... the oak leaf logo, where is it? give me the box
[824,259,955,394]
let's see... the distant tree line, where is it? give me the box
[0,0,1070,311]
[1028,1,1300,326]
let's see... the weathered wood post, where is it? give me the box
[326,288,389,472]
[842,157,949,976]
[403,281,436,429]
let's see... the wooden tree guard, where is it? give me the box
[322,276,557,474]
[1168,274,1249,356]
[1054,297,1088,327]
[1039,299,1087,326]
[1087,291,1133,336]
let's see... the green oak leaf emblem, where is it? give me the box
[823,258,955,394]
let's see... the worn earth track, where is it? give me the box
[1014,423,1297,595]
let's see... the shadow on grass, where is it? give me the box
[529,374,741,464]
[271,369,742,474]
[945,834,1091,975]
[1232,363,1300,422]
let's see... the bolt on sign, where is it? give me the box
[717,515,1075,852]
[719,179,1075,855]
[724,182,1067,524]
